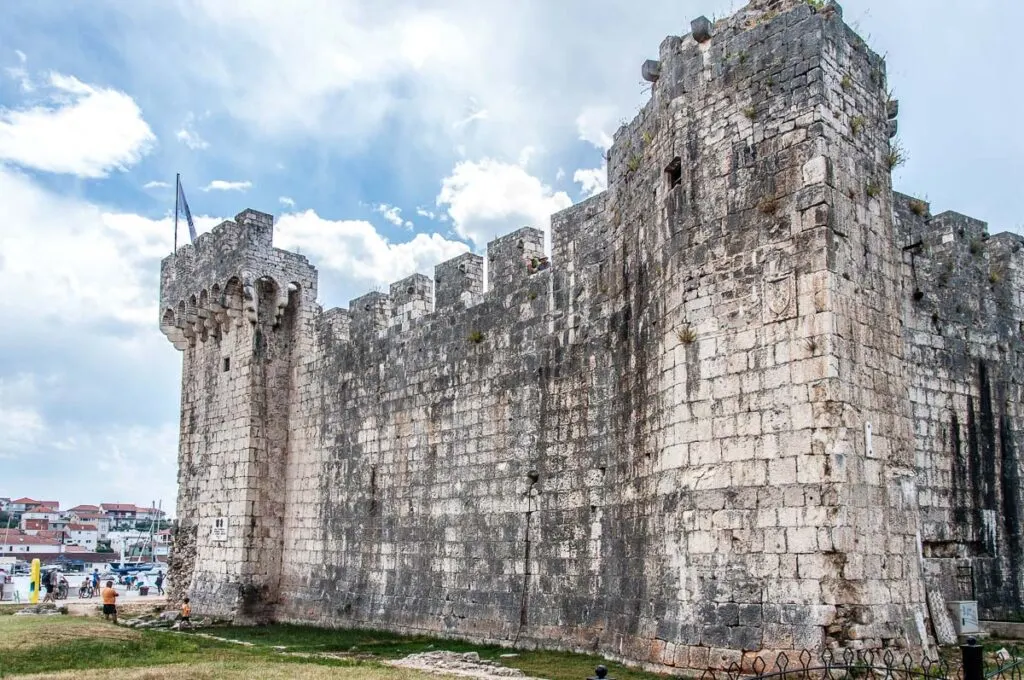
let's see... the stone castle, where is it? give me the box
[159,0,1023,670]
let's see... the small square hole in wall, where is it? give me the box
[223,357,231,372]
[665,156,682,188]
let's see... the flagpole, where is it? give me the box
[173,173,180,254]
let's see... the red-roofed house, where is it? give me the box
[0,529,62,554]
[66,523,99,550]
[21,508,60,524]
[9,498,59,513]
[68,504,100,513]
[135,506,166,522]
[20,518,49,534]
[100,503,138,523]
[69,511,111,538]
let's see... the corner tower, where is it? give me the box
[549,0,927,658]
[159,209,316,621]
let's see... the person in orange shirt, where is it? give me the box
[180,597,192,629]
[101,580,119,624]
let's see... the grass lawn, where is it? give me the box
[211,623,671,680]
[9,615,1010,680]
[0,615,675,680]
[4,661,416,680]
[0,616,384,679]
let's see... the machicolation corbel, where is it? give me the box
[641,59,661,83]
[690,16,712,43]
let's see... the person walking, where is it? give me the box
[155,571,164,596]
[41,569,55,603]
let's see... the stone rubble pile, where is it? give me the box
[13,603,67,616]
[387,651,545,680]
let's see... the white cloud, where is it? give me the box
[0,166,221,328]
[574,167,607,198]
[0,373,46,460]
[374,203,413,229]
[78,423,179,511]
[453,108,488,129]
[279,196,295,208]
[416,207,437,220]
[275,210,469,287]
[176,129,208,150]
[202,179,252,192]
[5,50,32,93]
[0,72,155,178]
[143,180,171,190]
[148,0,674,162]
[571,106,614,198]
[436,157,572,248]
[575,105,619,151]
[175,111,209,150]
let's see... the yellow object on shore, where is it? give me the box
[29,559,40,604]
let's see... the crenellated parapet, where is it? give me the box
[328,225,563,343]
[158,209,317,350]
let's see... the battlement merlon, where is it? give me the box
[158,208,318,350]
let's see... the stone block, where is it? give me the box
[642,59,661,83]
[691,16,712,43]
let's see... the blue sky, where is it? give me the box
[1,0,1022,513]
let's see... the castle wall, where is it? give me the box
[158,0,1022,670]
[895,194,1024,618]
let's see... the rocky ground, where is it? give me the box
[386,651,548,680]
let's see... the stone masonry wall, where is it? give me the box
[895,193,1024,618]
[159,0,1021,671]
[160,209,317,619]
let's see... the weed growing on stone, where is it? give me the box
[758,196,780,215]
[841,73,853,90]
[742,105,757,120]
[676,325,697,345]
[627,155,641,172]
[909,199,928,217]
[970,238,984,256]
[806,0,826,10]
[468,330,484,344]
[887,139,907,170]
[850,116,864,136]
[865,180,881,198]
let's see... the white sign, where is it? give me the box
[211,516,228,542]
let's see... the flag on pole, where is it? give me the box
[176,175,197,243]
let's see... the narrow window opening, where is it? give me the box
[223,357,230,372]
[665,157,682,188]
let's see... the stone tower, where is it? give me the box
[159,209,317,622]
[158,0,1024,670]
